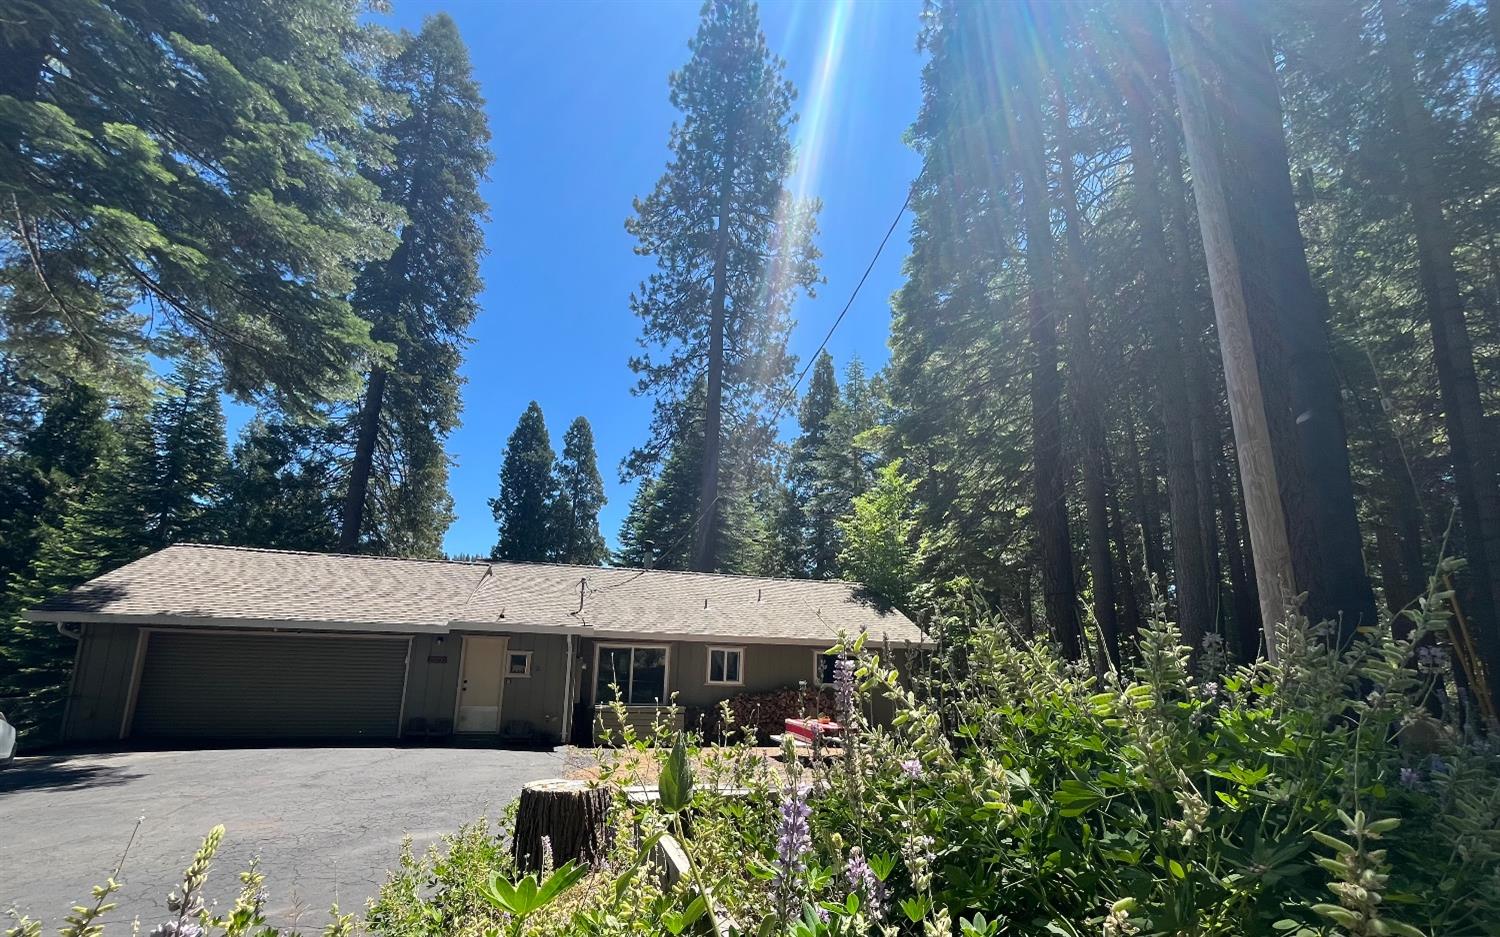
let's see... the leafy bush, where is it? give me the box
[787,569,1500,936]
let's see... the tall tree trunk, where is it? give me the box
[1160,115,1226,627]
[1054,83,1120,663]
[694,147,736,573]
[1122,52,1215,650]
[1213,6,1377,640]
[1015,56,1082,658]
[1380,0,1500,701]
[1163,0,1297,658]
[1124,405,1168,590]
[339,366,387,553]
[1215,431,1262,660]
[1106,450,1145,645]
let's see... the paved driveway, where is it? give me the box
[0,747,568,929]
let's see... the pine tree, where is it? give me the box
[491,402,559,563]
[219,416,343,552]
[625,0,820,572]
[838,460,918,612]
[0,0,399,410]
[338,13,490,556]
[550,417,608,566]
[779,352,840,577]
[144,353,227,547]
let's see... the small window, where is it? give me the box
[707,647,744,685]
[507,651,532,677]
[814,652,840,687]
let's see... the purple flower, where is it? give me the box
[834,656,858,721]
[1418,645,1449,674]
[773,785,812,918]
[1429,755,1450,776]
[1399,766,1422,790]
[845,847,885,921]
[900,758,923,780]
[1196,682,1220,701]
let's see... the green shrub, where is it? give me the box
[793,569,1500,936]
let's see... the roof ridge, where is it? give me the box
[171,542,491,569]
[169,543,865,587]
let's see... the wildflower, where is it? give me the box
[845,846,885,921]
[1168,783,1209,845]
[773,785,813,918]
[540,834,554,876]
[1429,754,1450,776]
[1418,645,1449,674]
[1102,898,1140,937]
[900,757,923,780]
[834,656,858,721]
[1399,766,1422,790]
[148,922,204,937]
[1196,681,1219,701]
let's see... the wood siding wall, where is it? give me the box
[62,622,141,742]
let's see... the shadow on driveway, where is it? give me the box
[0,754,142,794]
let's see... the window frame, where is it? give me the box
[506,650,533,678]
[593,643,672,706]
[705,646,745,686]
[813,651,840,688]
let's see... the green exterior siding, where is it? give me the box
[62,622,141,743]
[402,633,463,737]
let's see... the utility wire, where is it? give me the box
[589,184,915,597]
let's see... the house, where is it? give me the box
[26,543,925,746]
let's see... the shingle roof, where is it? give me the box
[29,544,926,645]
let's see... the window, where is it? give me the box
[814,652,840,687]
[507,651,532,677]
[706,647,744,685]
[595,645,668,705]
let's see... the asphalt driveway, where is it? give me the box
[0,747,568,929]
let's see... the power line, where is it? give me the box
[594,184,915,591]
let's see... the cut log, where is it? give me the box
[512,778,611,872]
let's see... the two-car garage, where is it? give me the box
[127,632,409,740]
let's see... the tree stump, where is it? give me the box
[512,778,611,871]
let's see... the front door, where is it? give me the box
[456,635,508,733]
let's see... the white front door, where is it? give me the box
[457,635,508,733]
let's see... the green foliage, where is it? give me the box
[338,12,491,557]
[218,416,344,552]
[550,418,609,566]
[492,402,560,562]
[797,570,1500,937]
[837,461,918,610]
[0,0,399,412]
[482,862,590,937]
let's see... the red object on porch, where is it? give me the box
[784,717,843,743]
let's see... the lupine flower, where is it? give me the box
[149,922,204,937]
[773,785,813,918]
[834,656,858,721]
[1418,646,1449,674]
[1430,754,1450,775]
[900,758,923,780]
[1399,766,1422,790]
[1196,681,1220,701]
[845,846,885,920]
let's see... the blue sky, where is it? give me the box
[251,0,925,557]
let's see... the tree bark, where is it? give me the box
[1124,405,1168,590]
[1216,433,1262,660]
[513,779,612,872]
[1213,7,1377,641]
[1164,1,1297,658]
[339,365,386,553]
[1106,449,1145,645]
[1380,0,1500,702]
[1015,53,1082,659]
[1122,48,1215,650]
[694,144,737,573]
[1053,82,1120,663]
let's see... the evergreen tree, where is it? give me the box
[491,402,559,563]
[776,353,839,576]
[144,353,227,547]
[2,404,155,739]
[550,417,609,566]
[1,0,399,410]
[838,460,918,611]
[625,0,820,572]
[339,13,490,556]
[219,417,343,552]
